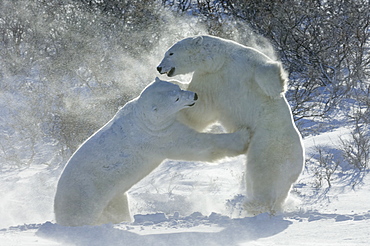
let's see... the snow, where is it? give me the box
[1,127,370,245]
[1,0,369,244]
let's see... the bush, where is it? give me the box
[0,0,166,166]
[166,0,370,128]
[1,0,369,176]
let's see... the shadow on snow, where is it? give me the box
[36,214,292,246]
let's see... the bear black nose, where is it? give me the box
[194,93,198,101]
[157,66,162,73]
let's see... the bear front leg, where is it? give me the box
[168,126,251,162]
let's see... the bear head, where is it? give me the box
[157,36,224,77]
[137,77,198,127]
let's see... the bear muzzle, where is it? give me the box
[186,93,198,107]
[157,66,175,77]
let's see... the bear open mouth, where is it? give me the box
[167,67,175,77]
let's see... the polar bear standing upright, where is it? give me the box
[54,77,250,226]
[157,35,304,215]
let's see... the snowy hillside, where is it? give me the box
[1,127,370,245]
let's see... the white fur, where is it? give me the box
[54,77,250,226]
[158,35,304,215]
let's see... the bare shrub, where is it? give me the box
[341,111,370,171]
[312,146,341,188]
[165,0,370,130]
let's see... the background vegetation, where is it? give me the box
[1,0,369,187]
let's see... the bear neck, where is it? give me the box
[197,42,227,74]
[134,109,176,135]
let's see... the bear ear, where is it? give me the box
[152,105,158,112]
[192,36,203,46]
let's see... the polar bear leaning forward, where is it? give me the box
[157,35,304,215]
[54,77,250,226]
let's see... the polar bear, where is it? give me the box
[157,35,304,215]
[54,77,250,226]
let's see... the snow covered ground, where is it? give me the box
[1,127,370,245]
[1,1,369,244]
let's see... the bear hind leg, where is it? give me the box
[97,192,131,224]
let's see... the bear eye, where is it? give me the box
[175,97,179,102]
[169,52,174,56]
